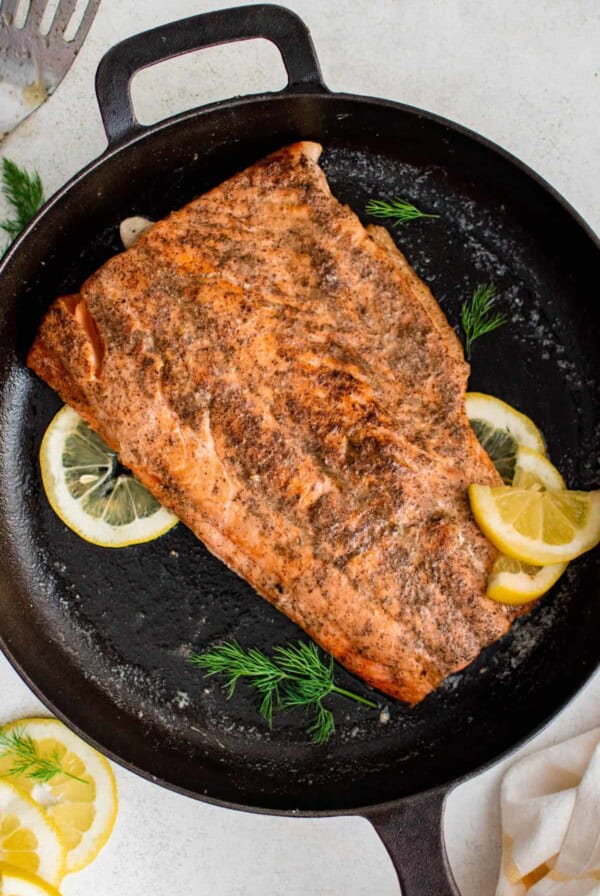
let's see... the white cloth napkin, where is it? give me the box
[496,727,600,896]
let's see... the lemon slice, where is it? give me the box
[512,446,565,490]
[40,405,177,548]
[0,864,62,896]
[486,447,567,604]
[466,392,546,482]
[0,720,117,875]
[487,555,567,604]
[0,782,64,886]
[469,484,600,565]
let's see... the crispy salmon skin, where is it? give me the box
[28,141,519,703]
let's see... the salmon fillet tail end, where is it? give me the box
[27,141,521,705]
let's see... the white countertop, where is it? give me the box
[1,2,598,894]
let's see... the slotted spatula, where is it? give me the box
[0,0,100,138]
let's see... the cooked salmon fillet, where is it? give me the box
[28,141,519,703]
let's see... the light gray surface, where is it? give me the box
[0,1,598,894]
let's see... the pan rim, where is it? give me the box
[0,87,598,816]
[2,89,598,274]
[2,632,596,817]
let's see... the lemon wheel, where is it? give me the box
[40,405,177,548]
[466,392,600,598]
[0,720,117,875]
[0,782,64,886]
[470,484,600,566]
[485,447,568,604]
[466,391,546,482]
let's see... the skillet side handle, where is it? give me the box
[95,3,326,148]
[365,787,460,896]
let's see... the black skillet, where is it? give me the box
[0,5,599,893]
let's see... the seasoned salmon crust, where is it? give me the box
[28,141,519,703]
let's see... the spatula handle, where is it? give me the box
[365,787,460,896]
[95,4,326,147]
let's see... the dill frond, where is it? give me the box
[191,640,377,744]
[366,197,439,226]
[460,283,508,358]
[0,726,88,785]
[1,158,44,247]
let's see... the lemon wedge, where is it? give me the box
[0,864,62,896]
[40,405,177,548]
[0,720,117,875]
[469,483,600,565]
[466,391,546,482]
[0,782,64,886]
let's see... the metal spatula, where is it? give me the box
[0,0,101,138]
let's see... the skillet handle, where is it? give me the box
[365,787,460,895]
[95,3,326,147]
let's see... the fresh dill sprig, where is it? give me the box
[0,727,88,785]
[1,158,44,244]
[191,641,286,724]
[191,640,377,745]
[460,283,508,358]
[366,197,439,226]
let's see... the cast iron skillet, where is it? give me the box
[0,6,598,893]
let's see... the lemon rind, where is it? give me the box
[0,862,63,896]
